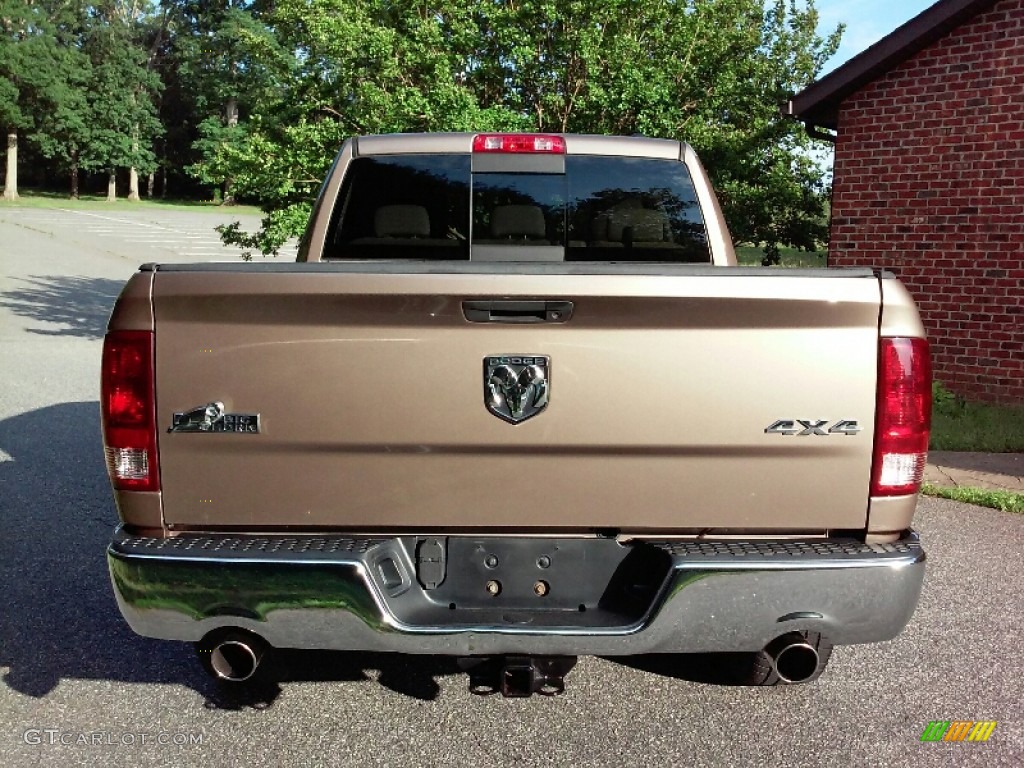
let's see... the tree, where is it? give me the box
[0,2,100,199]
[169,1,286,203]
[30,51,94,199]
[210,0,525,255]
[80,1,164,201]
[466,0,839,257]
[206,0,840,258]
[5,0,840,241]
[28,4,95,199]
[0,1,51,200]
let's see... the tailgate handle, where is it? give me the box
[462,300,574,324]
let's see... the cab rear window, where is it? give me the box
[324,154,709,263]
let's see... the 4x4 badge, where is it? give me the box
[484,356,549,424]
[764,419,861,436]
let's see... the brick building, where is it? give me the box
[787,0,1023,404]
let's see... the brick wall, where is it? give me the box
[830,0,1024,404]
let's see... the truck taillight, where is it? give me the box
[472,134,566,154]
[101,330,159,492]
[871,337,931,497]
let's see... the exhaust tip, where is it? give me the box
[770,639,820,684]
[210,640,261,682]
[197,630,268,683]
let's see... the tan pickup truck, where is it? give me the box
[102,133,931,697]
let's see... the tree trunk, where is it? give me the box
[160,163,167,199]
[128,126,140,201]
[147,171,155,198]
[128,167,140,201]
[223,96,239,206]
[107,170,116,202]
[3,131,19,201]
[70,151,80,199]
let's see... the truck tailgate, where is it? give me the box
[152,264,880,532]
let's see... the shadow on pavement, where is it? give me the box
[201,651,463,709]
[606,653,756,686]
[0,276,122,339]
[0,402,463,705]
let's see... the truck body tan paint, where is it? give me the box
[147,268,883,531]
[103,135,930,688]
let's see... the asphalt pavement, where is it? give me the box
[925,452,1023,492]
[0,204,1021,767]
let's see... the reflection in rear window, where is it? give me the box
[565,157,708,263]
[324,154,709,262]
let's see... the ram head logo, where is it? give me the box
[170,401,225,432]
[484,356,549,424]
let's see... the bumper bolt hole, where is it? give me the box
[485,580,502,596]
[533,580,549,597]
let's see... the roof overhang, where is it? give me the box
[785,0,999,131]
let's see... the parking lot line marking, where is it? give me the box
[59,209,174,231]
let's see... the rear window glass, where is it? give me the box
[472,172,566,246]
[324,154,709,262]
[325,155,471,260]
[565,157,708,262]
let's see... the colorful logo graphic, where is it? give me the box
[920,721,997,742]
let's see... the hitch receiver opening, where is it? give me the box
[460,656,578,698]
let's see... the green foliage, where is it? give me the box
[0,0,39,132]
[28,40,94,182]
[186,116,248,186]
[185,0,530,254]
[172,3,283,114]
[929,386,1024,453]
[218,202,312,260]
[169,1,292,198]
[465,0,842,259]
[79,2,164,178]
[921,484,1024,515]
[1,3,94,140]
[5,1,842,239]
[188,0,841,256]
[735,244,825,268]
[931,381,964,415]
[1,1,166,195]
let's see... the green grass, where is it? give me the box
[930,384,1024,452]
[0,189,262,215]
[734,245,827,268]
[921,484,1024,514]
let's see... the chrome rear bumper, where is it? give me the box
[107,527,925,655]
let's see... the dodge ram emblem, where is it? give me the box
[484,356,549,424]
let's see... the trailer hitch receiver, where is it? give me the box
[459,656,578,698]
